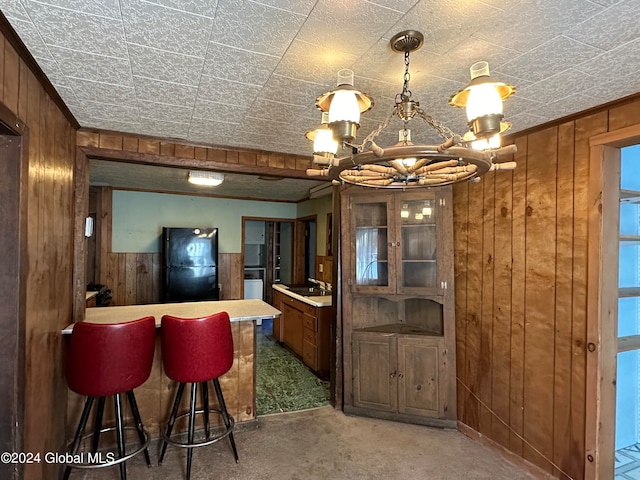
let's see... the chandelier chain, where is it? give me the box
[356,108,398,152]
[402,49,411,99]
[415,106,457,140]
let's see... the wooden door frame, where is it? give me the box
[293,214,317,284]
[586,123,640,479]
[0,103,28,480]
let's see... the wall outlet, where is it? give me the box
[319,264,323,273]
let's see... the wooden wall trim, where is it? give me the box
[504,92,640,145]
[72,148,89,322]
[589,123,640,148]
[585,144,621,480]
[76,128,318,180]
[0,12,79,129]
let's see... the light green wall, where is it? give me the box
[297,194,333,256]
[112,190,297,253]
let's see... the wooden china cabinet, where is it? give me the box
[341,185,456,428]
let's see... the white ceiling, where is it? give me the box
[1,0,639,199]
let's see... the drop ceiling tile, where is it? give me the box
[133,76,198,107]
[248,97,318,124]
[516,69,597,103]
[472,0,605,53]
[121,0,213,57]
[145,0,218,17]
[48,46,132,86]
[74,101,140,123]
[353,37,437,87]
[33,57,67,86]
[387,0,502,57]
[65,77,137,104]
[5,19,53,58]
[24,1,127,57]
[0,0,30,21]
[54,84,80,105]
[274,39,358,86]
[297,0,404,57]
[189,118,240,134]
[527,92,602,120]
[75,116,141,134]
[566,1,640,51]
[575,37,640,80]
[210,0,306,56]
[252,0,316,15]
[584,71,639,103]
[197,75,263,106]
[497,36,603,84]
[202,42,279,85]
[259,74,327,109]
[138,100,193,123]
[367,0,419,12]
[138,118,190,139]
[505,112,548,133]
[423,36,520,84]
[192,99,249,123]
[128,44,204,85]
[237,116,300,136]
[29,0,122,19]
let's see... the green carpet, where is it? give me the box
[256,329,330,415]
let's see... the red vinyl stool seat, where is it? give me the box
[63,316,156,480]
[159,312,238,480]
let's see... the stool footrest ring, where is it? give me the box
[161,408,235,449]
[64,425,150,469]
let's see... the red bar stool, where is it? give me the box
[159,312,238,480]
[63,316,156,480]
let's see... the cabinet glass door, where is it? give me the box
[399,197,437,290]
[353,199,392,289]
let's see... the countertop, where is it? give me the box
[62,299,281,334]
[272,284,332,308]
[85,291,99,300]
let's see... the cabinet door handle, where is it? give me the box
[389,370,397,378]
[398,372,404,379]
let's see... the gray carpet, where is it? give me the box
[69,406,535,479]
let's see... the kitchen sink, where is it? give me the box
[286,286,330,296]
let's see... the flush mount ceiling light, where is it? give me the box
[306,30,517,188]
[188,170,224,186]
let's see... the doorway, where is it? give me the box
[0,118,27,480]
[242,217,330,415]
[615,144,640,477]
[587,126,640,479]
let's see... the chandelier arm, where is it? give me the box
[415,107,457,140]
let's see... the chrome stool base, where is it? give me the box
[63,391,151,480]
[159,379,238,480]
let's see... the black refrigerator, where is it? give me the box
[161,227,219,302]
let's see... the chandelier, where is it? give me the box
[305,30,517,188]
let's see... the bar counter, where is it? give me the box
[64,299,281,441]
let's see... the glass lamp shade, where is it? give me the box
[465,83,503,122]
[328,89,361,124]
[311,126,339,155]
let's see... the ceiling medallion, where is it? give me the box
[306,30,517,188]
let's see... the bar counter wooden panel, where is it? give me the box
[64,300,279,441]
[452,94,640,479]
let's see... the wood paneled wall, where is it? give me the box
[0,28,77,480]
[453,95,640,480]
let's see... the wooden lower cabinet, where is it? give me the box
[351,330,451,426]
[271,289,331,379]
